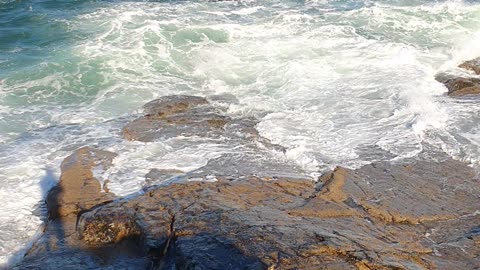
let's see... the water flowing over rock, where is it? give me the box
[11,96,480,270]
[123,95,229,142]
[13,147,152,269]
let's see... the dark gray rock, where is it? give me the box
[143,95,208,117]
[122,95,285,154]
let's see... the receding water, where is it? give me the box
[1,0,480,266]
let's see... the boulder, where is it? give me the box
[435,57,480,96]
[435,73,480,97]
[459,57,480,75]
[122,95,284,152]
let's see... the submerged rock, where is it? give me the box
[436,57,480,96]
[123,95,230,142]
[122,95,284,153]
[122,94,296,187]
[14,144,480,269]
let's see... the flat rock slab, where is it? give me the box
[323,149,480,224]
[123,95,231,142]
[71,148,479,269]
[11,131,480,269]
[142,152,311,188]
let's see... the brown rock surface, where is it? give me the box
[435,74,480,97]
[45,146,116,219]
[435,57,480,96]
[13,145,480,269]
[123,95,230,142]
[74,147,479,269]
[13,147,151,269]
[11,96,480,269]
[459,57,480,75]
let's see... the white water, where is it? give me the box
[1,0,480,266]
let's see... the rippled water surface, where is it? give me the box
[1,0,480,266]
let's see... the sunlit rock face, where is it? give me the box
[2,2,480,266]
[11,96,480,270]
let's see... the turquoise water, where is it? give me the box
[1,0,480,266]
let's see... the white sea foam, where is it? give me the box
[1,0,480,267]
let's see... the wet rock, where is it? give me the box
[12,248,148,270]
[144,168,185,188]
[184,153,308,181]
[122,95,284,153]
[459,57,480,75]
[46,146,116,219]
[12,147,152,270]
[435,73,480,97]
[435,58,480,96]
[422,214,480,270]
[123,95,291,189]
[206,93,240,106]
[224,116,260,140]
[173,234,265,270]
[123,95,230,142]
[13,143,480,269]
[74,147,479,269]
[143,95,208,117]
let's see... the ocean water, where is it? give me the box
[1,0,480,266]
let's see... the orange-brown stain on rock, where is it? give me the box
[319,167,349,203]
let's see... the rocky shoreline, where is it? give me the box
[435,57,480,97]
[8,58,480,270]
[13,144,480,270]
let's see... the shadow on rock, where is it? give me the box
[10,146,266,270]
[8,96,480,270]
[9,147,148,269]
